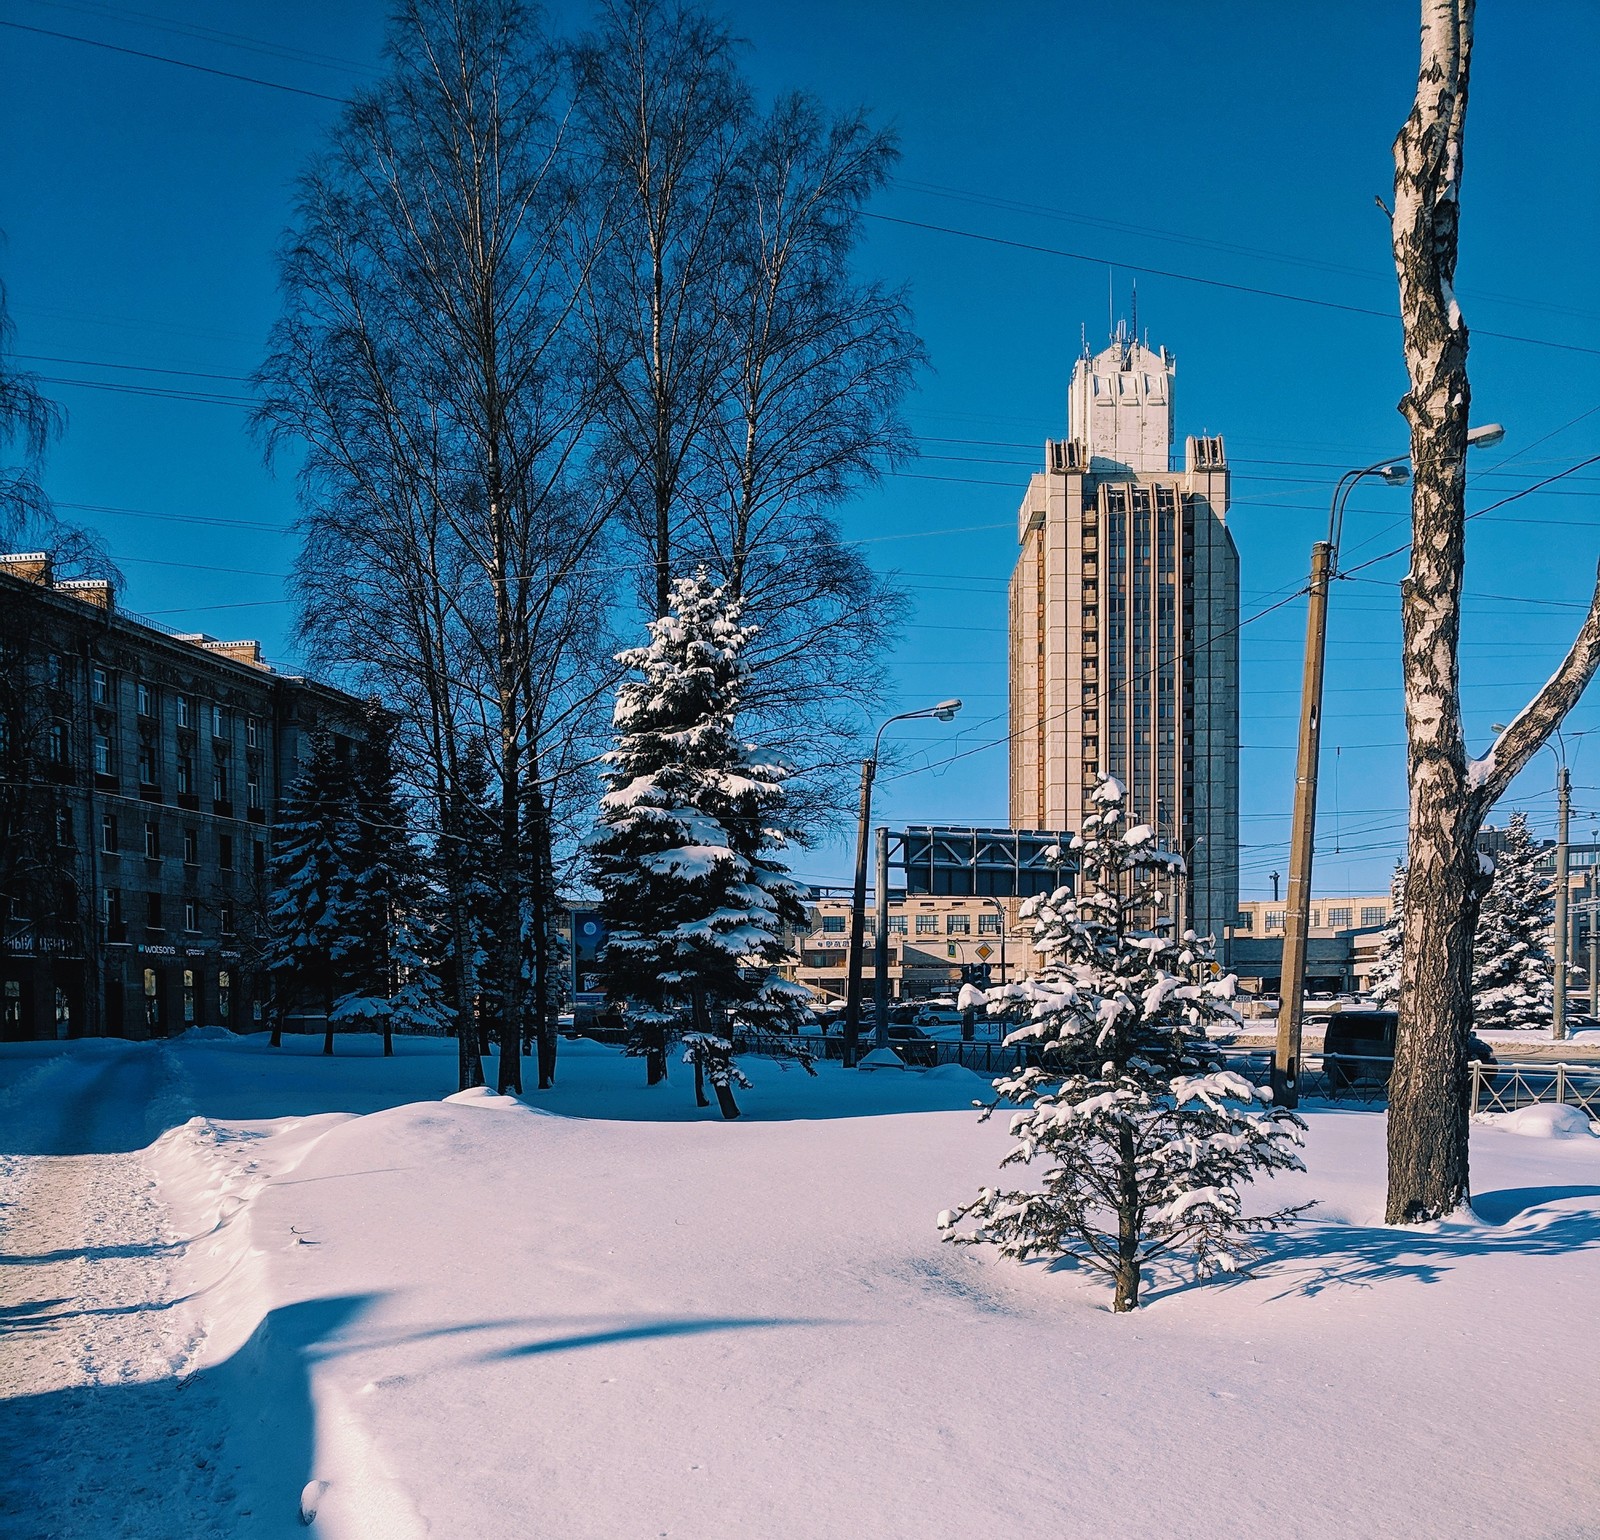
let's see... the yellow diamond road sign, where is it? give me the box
[976,944,994,961]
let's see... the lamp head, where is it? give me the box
[932,698,962,722]
[1378,464,1410,486]
[1467,422,1506,448]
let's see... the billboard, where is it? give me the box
[896,826,1075,898]
[569,909,609,1004]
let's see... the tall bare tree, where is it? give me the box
[577,4,920,822]
[574,0,748,622]
[1386,0,1600,1221]
[257,0,613,1094]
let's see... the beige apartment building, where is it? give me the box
[1009,325,1238,941]
[784,893,1031,1006]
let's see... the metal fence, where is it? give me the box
[578,1026,1600,1119]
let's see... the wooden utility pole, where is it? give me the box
[1274,541,1332,1108]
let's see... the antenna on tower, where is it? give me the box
[1106,266,1114,346]
[1130,280,1138,350]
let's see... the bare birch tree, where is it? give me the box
[1386,0,1600,1221]
[257,0,613,1094]
[574,0,748,622]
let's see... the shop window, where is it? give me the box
[144,968,160,1032]
[217,970,231,1022]
[182,969,196,1025]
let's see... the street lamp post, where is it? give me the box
[983,895,1008,986]
[843,700,961,1067]
[1273,424,1504,1108]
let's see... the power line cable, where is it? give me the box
[0,17,348,100]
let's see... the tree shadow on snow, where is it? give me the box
[476,1313,830,1363]
[0,1293,374,1540]
[1169,1184,1600,1305]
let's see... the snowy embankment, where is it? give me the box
[4,1033,1600,1539]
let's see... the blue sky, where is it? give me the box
[4,0,1598,897]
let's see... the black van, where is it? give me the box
[1317,1010,1496,1091]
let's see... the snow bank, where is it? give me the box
[1496,1103,1596,1140]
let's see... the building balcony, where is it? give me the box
[139,784,164,803]
[213,799,234,819]
[247,806,266,825]
[177,792,200,811]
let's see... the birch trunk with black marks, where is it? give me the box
[1387,0,1600,1222]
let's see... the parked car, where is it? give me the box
[1317,1010,1497,1093]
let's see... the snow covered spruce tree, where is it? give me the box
[329,703,451,1056]
[589,570,812,1116]
[1369,862,1407,1006]
[1471,811,1554,1032]
[939,776,1308,1312]
[263,733,358,1053]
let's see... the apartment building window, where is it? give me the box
[176,694,192,728]
[137,682,155,717]
[47,653,65,689]
[979,912,1001,935]
[211,704,228,738]
[213,753,231,803]
[246,773,261,810]
[1235,911,1253,932]
[92,666,110,705]
[219,834,234,871]
[254,840,265,875]
[1266,911,1286,931]
[147,893,163,930]
[102,887,122,925]
[887,915,906,935]
[101,813,118,853]
[176,752,194,796]
[49,721,68,763]
[246,716,260,748]
[1309,910,1322,929]
[1328,907,1353,929]
[93,733,113,776]
[54,809,72,847]
[144,822,160,859]
[137,737,158,787]
[1361,906,1386,927]
[182,828,199,865]
[220,902,235,935]
[947,914,970,935]
[821,915,846,934]
[184,899,200,933]
[915,914,938,935]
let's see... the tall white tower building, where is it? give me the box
[1009,326,1239,940]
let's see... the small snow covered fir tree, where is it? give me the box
[263,733,359,1052]
[1369,862,1407,1007]
[1471,811,1554,1032]
[589,570,812,1116]
[939,776,1309,1312]
[329,703,450,1054]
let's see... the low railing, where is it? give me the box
[569,1026,1600,1120]
[1471,1060,1600,1118]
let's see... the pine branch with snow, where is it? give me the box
[939,776,1309,1311]
[1369,861,1407,1007]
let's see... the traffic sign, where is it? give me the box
[975,943,994,961]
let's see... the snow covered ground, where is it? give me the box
[3,1031,1599,1538]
